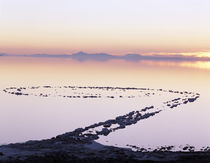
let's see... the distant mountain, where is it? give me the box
[120,54,143,61]
[23,54,71,58]
[70,51,117,61]
[0,53,7,56]
[1,52,210,62]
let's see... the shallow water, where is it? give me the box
[0,56,210,150]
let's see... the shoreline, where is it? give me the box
[1,138,210,162]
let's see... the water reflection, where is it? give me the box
[180,61,210,70]
[0,56,209,149]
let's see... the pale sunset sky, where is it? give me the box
[0,0,210,56]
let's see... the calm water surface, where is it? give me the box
[0,57,210,149]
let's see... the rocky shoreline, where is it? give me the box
[0,137,210,162]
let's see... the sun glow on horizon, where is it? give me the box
[1,1,210,55]
[180,61,210,70]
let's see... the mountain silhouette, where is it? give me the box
[1,52,210,62]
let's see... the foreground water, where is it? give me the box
[0,56,210,150]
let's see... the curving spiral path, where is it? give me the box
[3,86,200,143]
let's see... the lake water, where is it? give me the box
[0,56,210,150]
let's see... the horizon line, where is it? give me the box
[1,51,210,62]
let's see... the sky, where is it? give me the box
[0,0,210,55]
